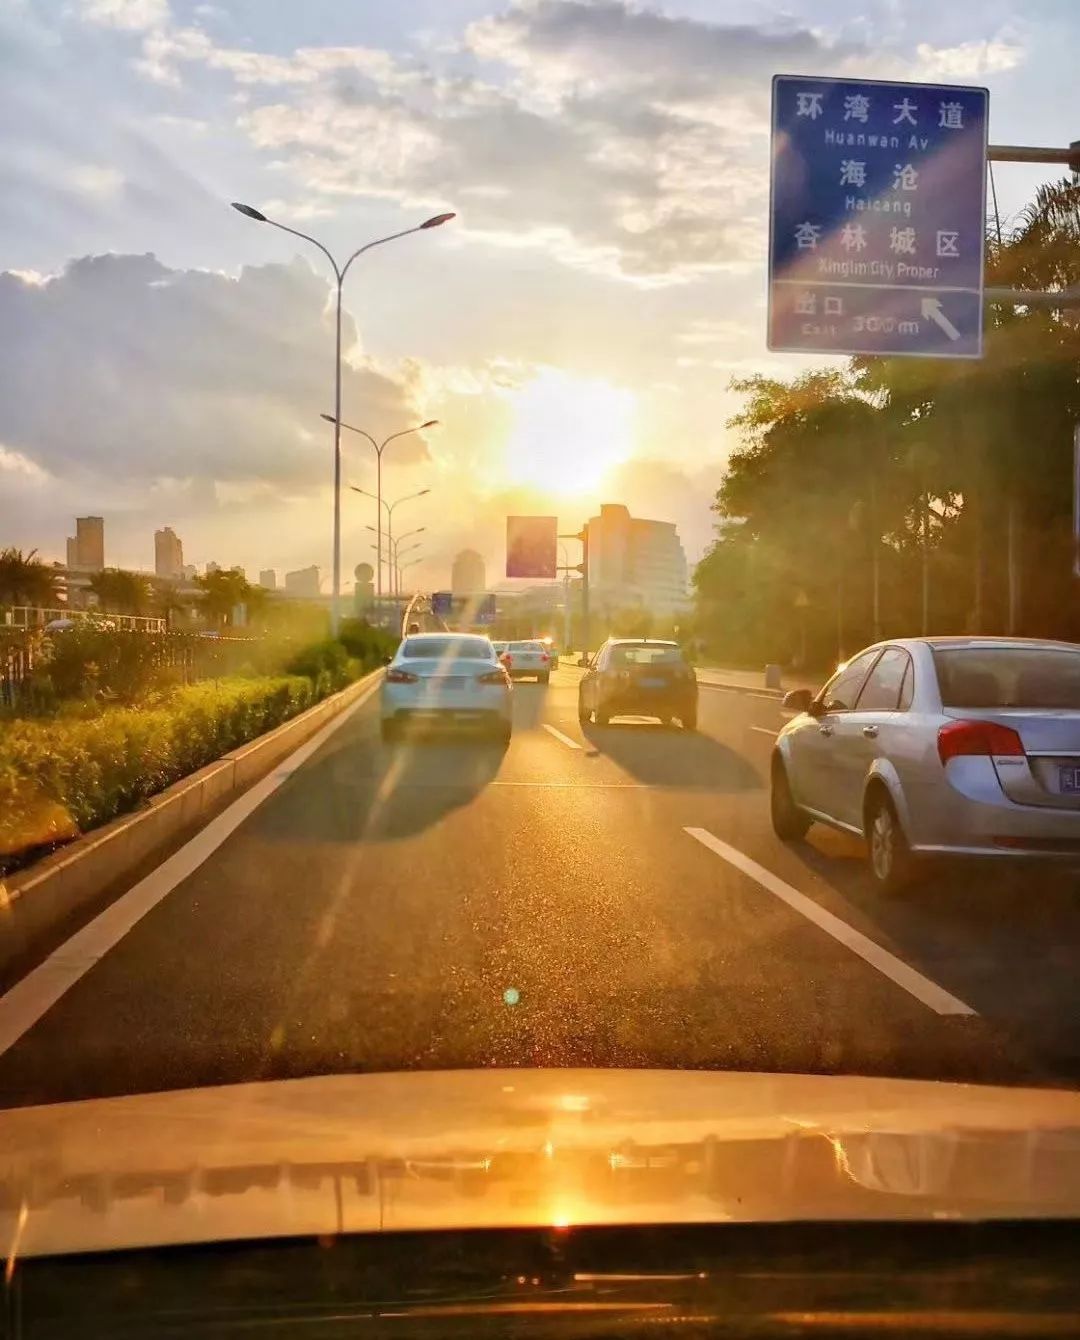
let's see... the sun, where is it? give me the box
[502,368,636,496]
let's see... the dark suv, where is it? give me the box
[578,639,698,730]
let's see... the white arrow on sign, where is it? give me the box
[920,296,961,341]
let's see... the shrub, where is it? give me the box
[285,639,352,697]
[0,675,314,873]
[337,618,397,671]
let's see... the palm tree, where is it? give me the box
[0,547,60,607]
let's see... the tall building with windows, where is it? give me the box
[284,565,321,597]
[451,549,486,596]
[258,569,277,591]
[585,503,688,615]
[154,526,184,580]
[66,516,104,571]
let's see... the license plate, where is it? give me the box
[1060,766,1080,793]
[640,677,667,689]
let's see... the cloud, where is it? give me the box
[68,164,125,198]
[0,253,423,497]
[915,37,1025,79]
[80,0,170,32]
[124,0,872,282]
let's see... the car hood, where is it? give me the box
[4,1068,1080,1258]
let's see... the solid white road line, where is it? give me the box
[543,723,582,751]
[0,676,384,1059]
[750,726,778,737]
[684,827,977,1017]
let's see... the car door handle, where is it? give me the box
[818,724,833,737]
[862,725,878,739]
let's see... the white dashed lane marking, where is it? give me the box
[684,827,977,1017]
[543,723,582,751]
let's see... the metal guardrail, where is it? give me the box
[2,605,166,633]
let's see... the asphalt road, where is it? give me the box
[3,663,1080,1110]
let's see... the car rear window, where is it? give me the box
[401,636,494,660]
[611,645,685,666]
[933,648,1080,709]
[509,641,544,651]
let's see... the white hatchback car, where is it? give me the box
[381,633,513,744]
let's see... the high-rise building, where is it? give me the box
[68,516,104,571]
[585,503,688,615]
[181,564,198,581]
[451,549,486,596]
[206,561,221,575]
[284,565,321,597]
[154,526,184,580]
[259,569,277,590]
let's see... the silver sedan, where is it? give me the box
[771,637,1080,892]
[381,633,513,744]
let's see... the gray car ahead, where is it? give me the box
[771,637,1080,892]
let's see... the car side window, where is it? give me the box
[593,646,608,671]
[855,648,912,711]
[819,650,880,712]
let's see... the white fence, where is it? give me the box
[2,605,166,634]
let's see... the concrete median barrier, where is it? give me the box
[0,669,382,984]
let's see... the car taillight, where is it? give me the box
[385,667,418,684]
[478,669,509,684]
[937,719,1025,766]
[502,654,512,665]
[539,653,549,663]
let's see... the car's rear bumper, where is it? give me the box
[600,691,696,717]
[907,758,1080,857]
[381,685,512,724]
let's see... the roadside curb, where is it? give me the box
[0,668,383,981]
[697,679,785,699]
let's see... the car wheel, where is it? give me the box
[770,757,810,841]
[578,696,590,725]
[865,788,915,894]
[540,673,550,685]
[682,705,698,731]
[596,708,610,727]
[496,720,512,747]
[380,718,399,744]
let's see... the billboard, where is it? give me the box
[506,515,557,579]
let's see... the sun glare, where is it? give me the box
[502,369,636,496]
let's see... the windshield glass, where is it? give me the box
[611,644,685,665]
[935,648,1080,708]
[4,0,1080,1275]
[400,636,494,660]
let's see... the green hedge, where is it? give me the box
[0,675,316,872]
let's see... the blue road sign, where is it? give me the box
[769,75,988,359]
[431,590,452,618]
[477,594,497,625]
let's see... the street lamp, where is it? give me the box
[398,554,425,595]
[370,540,423,598]
[231,201,453,634]
[351,486,430,595]
[328,417,437,603]
[365,525,426,598]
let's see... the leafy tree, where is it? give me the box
[89,568,151,615]
[195,567,254,629]
[0,547,60,607]
[697,178,1080,666]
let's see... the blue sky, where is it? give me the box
[0,0,1074,585]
